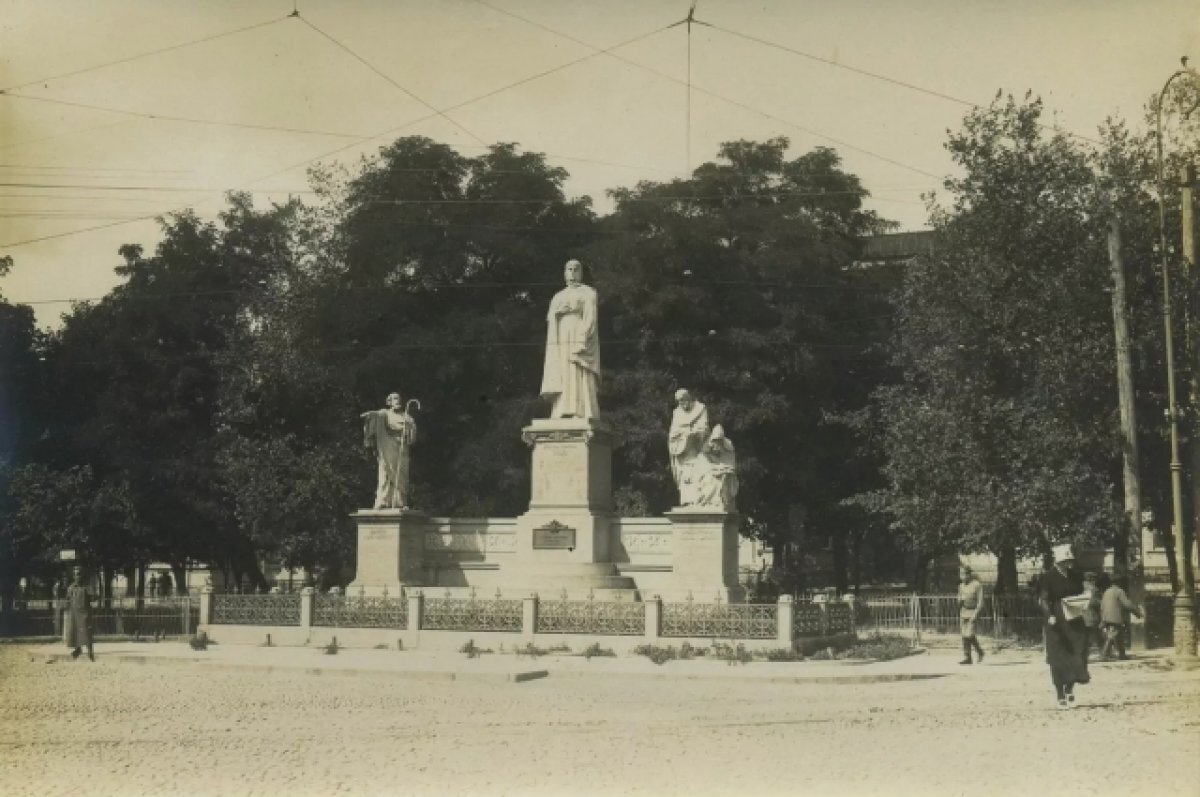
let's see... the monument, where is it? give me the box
[348,393,423,596]
[347,260,741,601]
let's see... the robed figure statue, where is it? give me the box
[540,259,600,420]
[361,392,417,509]
[668,389,709,505]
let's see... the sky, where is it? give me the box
[1,0,1197,327]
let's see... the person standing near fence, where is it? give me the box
[957,565,985,664]
[1040,545,1089,708]
[63,567,95,662]
[1100,576,1141,661]
[1080,571,1102,666]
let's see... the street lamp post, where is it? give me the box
[1154,57,1199,658]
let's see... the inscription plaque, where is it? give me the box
[532,521,577,550]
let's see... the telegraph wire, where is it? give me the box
[470,0,941,179]
[1,15,291,93]
[699,21,1102,145]
[0,92,371,141]
[0,119,135,153]
[294,14,487,147]
[0,19,692,250]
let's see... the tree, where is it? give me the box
[590,138,894,591]
[869,97,1133,593]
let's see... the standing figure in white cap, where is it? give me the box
[1039,543,1090,708]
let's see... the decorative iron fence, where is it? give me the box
[422,596,522,632]
[537,597,645,635]
[661,601,777,639]
[0,597,199,638]
[313,595,407,629]
[211,594,301,626]
[856,594,1044,643]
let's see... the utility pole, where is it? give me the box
[1107,216,1142,584]
[1154,59,1198,659]
[1182,164,1198,657]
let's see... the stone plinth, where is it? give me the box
[510,418,636,597]
[348,509,428,596]
[664,509,742,602]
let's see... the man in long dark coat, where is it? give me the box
[63,567,95,661]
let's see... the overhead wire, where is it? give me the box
[470,0,942,179]
[1,15,291,93]
[699,21,1102,146]
[0,18,685,250]
[0,92,373,141]
[294,14,487,147]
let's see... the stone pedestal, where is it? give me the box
[509,418,636,597]
[347,509,428,597]
[664,509,742,602]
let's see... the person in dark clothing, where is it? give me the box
[1100,577,1142,660]
[1040,545,1089,708]
[62,567,95,662]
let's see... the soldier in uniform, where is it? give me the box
[958,565,985,665]
[63,567,95,662]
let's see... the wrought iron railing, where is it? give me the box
[537,596,646,635]
[793,602,825,636]
[211,594,301,626]
[313,595,407,629]
[421,595,522,632]
[661,600,777,639]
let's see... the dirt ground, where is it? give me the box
[1,645,1197,797]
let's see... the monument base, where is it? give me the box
[347,509,428,597]
[664,508,742,603]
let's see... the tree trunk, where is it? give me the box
[172,562,188,596]
[1107,215,1142,582]
[831,532,849,594]
[994,545,1018,596]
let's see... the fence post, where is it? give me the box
[818,601,830,636]
[522,594,538,638]
[199,585,213,627]
[645,595,662,641]
[407,590,423,632]
[843,594,857,635]
[300,587,314,630]
[776,594,794,647]
[911,593,922,646]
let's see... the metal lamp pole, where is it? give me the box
[1155,57,1199,658]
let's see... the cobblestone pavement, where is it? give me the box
[2,644,1197,797]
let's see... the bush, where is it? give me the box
[760,647,802,661]
[711,642,752,666]
[582,643,615,660]
[632,644,678,665]
[460,639,492,658]
[834,633,914,661]
[188,631,208,651]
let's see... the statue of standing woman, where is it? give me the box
[361,393,417,509]
[540,259,600,420]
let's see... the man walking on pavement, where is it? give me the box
[958,564,985,665]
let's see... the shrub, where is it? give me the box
[188,631,208,651]
[323,637,339,655]
[460,639,492,658]
[711,642,752,666]
[632,644,678,665]
[835,633,914,661]
[759,647,801,662]
[582,643,615,660]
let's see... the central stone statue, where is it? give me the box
[539,259,600,419]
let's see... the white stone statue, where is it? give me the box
[692,425,739,512]
[360,392,417,509]
[539,259,600,419]
[668,389,709,505]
